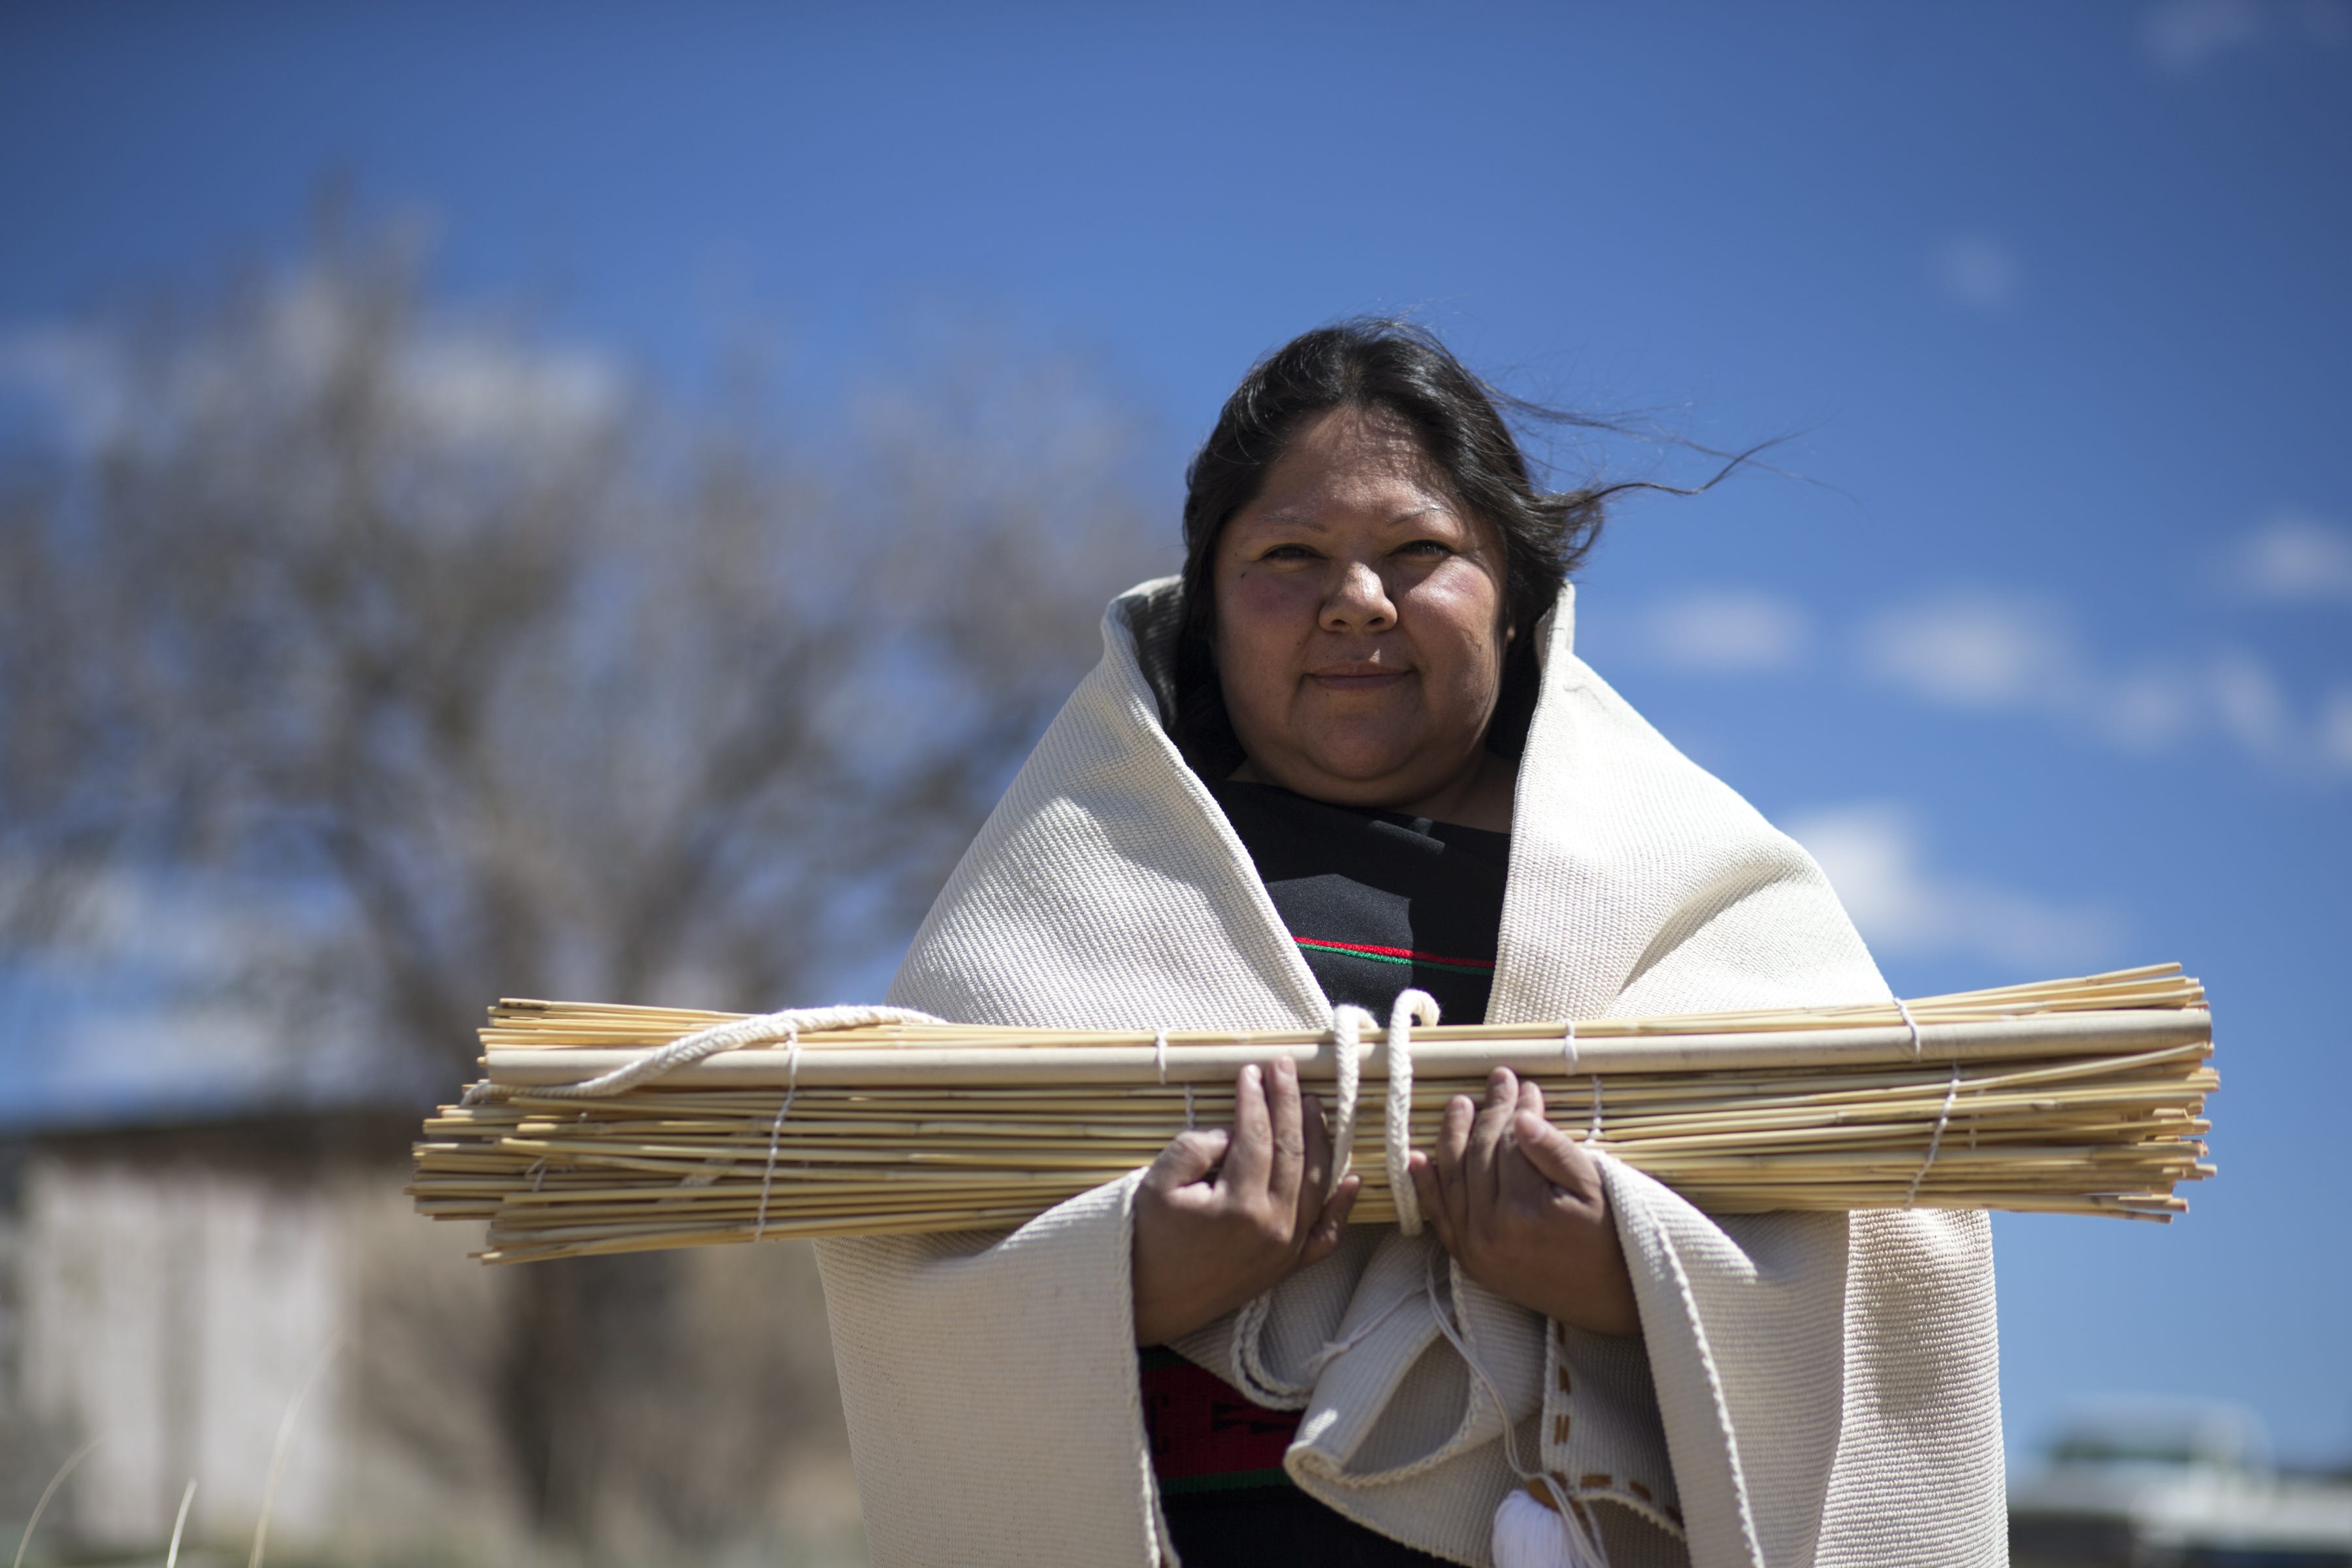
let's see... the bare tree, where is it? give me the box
[0,210,1166,1548]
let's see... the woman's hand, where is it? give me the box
[1406,1067,1641,1337]
[1132,1057,1362,1346]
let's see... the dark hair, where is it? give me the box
[1172,319,1607,776]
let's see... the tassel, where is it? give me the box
[1492,1485,1609,1568]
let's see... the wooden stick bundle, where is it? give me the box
[411,964,2215,1264]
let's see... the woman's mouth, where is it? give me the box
[1307,662,1411,691]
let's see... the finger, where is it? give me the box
[1494,1079,1557,1207]
[1515,1107,1603,1198]
[1262,1056,1309,1218]
[1299,1173,1361,1266]
[1144,1128,1230,1192]
[1407,1150,1459,1254]
[1298,1100,1335,1222]
[1463,1067,1520,1212]
[1433,1092,1476,1242]
[1221,1064,1271,1196]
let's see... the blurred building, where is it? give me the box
[2010,1404,2352,1568]
[0,1109,863,1566]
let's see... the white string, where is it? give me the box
[1904,1062,1963,1209]
[522,1003,948,1100]
[1184,1083,1196,1131]
[1153,1027,1170,1085]
[1588,1075,1605,1143]
[1298,1286,1417,1380]
[1561,1019,1579,1076]
[1894,995,1925,1062]
[753,1031,804,1243]
[1329,1005,1373,1195]
[1386,990,1439,1237]
[1422,1249,1612,1568]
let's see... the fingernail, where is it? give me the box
[1243,1064,1260,1086]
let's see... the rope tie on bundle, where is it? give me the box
[1887,992,1961,1208]
[525,1003,947,1100]
[1906,1064,1964,1209]
[456,1006,945,1105]
[1330,1005,1372,1194]
[753,1030,804,1243]
[1386,989,1439,1237]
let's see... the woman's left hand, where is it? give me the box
[1406,1067,1641,1337]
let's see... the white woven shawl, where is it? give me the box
[815,578,2005,1568]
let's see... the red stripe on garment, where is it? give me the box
[1294,936,1496,971]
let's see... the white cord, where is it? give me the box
[1904,1062,1963,1209]
[1422,1249,1612,1568]
[525,1003,947,1100]
[1894,995,1924,1062]
[1588,1076,1605,1143]
[1386,990,1439,1237]
[752,1030,803,1242]
[1329,1005,1373,1194]
[1298,1286,1418,1381]
[1153,1027,1169,1085]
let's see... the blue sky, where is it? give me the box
[4,1,2347,1468]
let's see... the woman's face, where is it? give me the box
[1211,406,1512,815]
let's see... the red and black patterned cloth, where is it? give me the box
[1143,781,1507,1563]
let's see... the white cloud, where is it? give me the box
[2230,511,2352,604]
[1859,592,2083,711]
[2319,689,2352,772]
[1861,588,2347,777]
[1786,804,2121,968]
[1931,235,2022,315]
[2138,0,2349,71]
[1633,588,1811,674]
[2141,0,2268,72]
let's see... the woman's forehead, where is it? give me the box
[1235,408,1461,523]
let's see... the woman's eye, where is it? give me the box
[1262,543,1318,561]
[1399,539,1453,559]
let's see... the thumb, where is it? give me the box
[1147,1128,1231,1193]
[1299,1174,1362,1267]
[1513,1108,1600,1196]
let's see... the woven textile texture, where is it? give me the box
[813,579,2005,1568]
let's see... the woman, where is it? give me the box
[815,323,2004,1568]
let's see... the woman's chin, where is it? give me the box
[1265,744,1442,802]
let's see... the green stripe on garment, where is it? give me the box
[1294,939,1493,975]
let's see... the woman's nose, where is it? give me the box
[1318,559,1397,633]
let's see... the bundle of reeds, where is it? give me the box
[410,964,2214,1264]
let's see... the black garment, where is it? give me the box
[1150,782,1510,1565]
[1209,781,1511,1026]
[1164,1487,1456,1567]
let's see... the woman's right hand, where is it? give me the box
[1132,1056,1362,1347]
